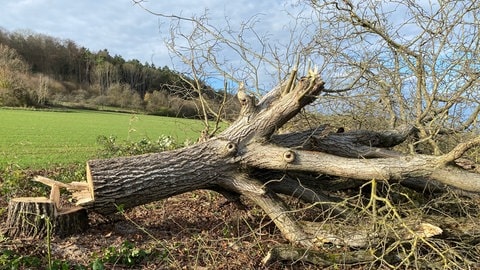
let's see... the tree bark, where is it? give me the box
[75,73,327,248]
[261,246,377,266]
[240,142,480,191]
[84,140,235,215]
[6,197,56,239]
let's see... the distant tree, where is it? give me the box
[0,28,226,113]
[35,74,50,105]
[144,90,170,114]
[0,43,32,106]
[0,43,28,74]
[121,60,144,94]
[105,83,143,109]
[93,61,119,94]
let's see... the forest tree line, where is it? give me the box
[0,28,233,118]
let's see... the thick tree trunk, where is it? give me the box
[6,197,56,239]
[84,140,234,215]
[71,73,328,247]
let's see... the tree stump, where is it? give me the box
[5,177,89,239]
[6,197,56,239]
[54,206,89,238]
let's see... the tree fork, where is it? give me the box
[219,173,316,247]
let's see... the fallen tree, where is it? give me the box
[6,69,480,267]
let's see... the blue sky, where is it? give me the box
[0,0,295,69]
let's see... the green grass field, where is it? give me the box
[0,108,205,168]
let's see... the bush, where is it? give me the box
[145,90,169,114]
[0,44,35,107]
[169,97,198,118]
[90,83,144,110]
[96,135,177,158]
[0,249,42,269]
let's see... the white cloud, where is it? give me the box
[0,0,300,87]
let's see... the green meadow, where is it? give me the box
[0,108,204,168]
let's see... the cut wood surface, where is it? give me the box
[6,178,89,239]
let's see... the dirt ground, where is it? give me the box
[1,189,332,269]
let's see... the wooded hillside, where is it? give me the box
[0,28,236,118]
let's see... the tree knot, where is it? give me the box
[223,141,238,156]
[283,150,296,163]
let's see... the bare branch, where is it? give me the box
[242,143,480,192]
[437,136,480,166]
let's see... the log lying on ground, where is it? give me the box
[261,218,444,267]
[72,72,478,239]
[82,140,231,215]
[9,69,480,266]
[261,246,378,267]
[240,142,480,192]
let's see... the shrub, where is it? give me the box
[145,90,170,114]
[96,135,177,158]
[0,44,34,107]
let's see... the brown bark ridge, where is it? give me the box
[19,69,479,253]
[84,140,234,215]
[6,197,56,239]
